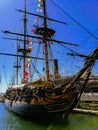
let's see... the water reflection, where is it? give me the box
[0,103,98,130]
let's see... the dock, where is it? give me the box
[74,92,98,115]
[73,108,98,115]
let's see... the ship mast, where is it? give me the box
[14,39,20,85]
[23,0,27,82]
[16,42,19,84]
[42,0,50,81]
[3,0,78,82]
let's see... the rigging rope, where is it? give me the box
[31,43,41,80]
[49,0,98,40]
[31,62,45,80]
[48,41,54,76]
[3,64,8,86]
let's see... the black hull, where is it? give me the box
[5,99,71,120]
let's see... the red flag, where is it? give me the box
[31,29,35,33]
[22,77,28,81]
[27,40,32,44]
[26,64,30,68]
[24,71,29,76]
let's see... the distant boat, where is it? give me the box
[2,0,98,120]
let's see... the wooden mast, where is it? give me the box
[43,0,50,81]
[23,0,27,82]
[16,40,19,84]
[13,39,21,85]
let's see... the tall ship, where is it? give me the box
[1,0,98,120]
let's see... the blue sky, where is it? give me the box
[0,0,98,92]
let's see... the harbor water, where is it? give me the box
[0,103,98,130]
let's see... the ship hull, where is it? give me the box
[5,99,70,120]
